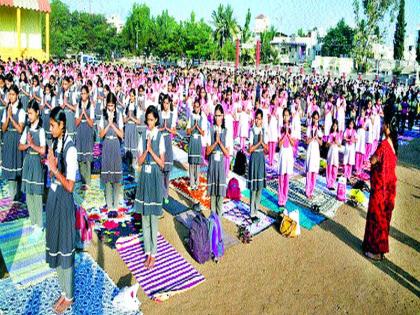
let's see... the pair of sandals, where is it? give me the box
[53,294,73,314]
[364,251,384,261]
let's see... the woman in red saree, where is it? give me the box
[362,111,398,261]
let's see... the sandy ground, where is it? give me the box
[1,140,419,314]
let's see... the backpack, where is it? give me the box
[208,212,224,260]
[188,212,211,264]
[226,177,241,201]
[233,150,247,175]
[75,207,93,246]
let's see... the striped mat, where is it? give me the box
[0,218,54,288]
[116,233,205,302]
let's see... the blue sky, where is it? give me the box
[65,0,419,45]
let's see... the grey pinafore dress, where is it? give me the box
[207,127,227,197]
[21,127,44,195]
[20,82,30,110]
[1,108,23,180]
[76,105,94,163]
[135,131,163,216]
[45,138,76,269]
[188,114,203,165]
[42,94,55,140]
[159,111,174,172]
[63,91,76,137]
[247,128,266,191]
[124,104,139,158]
[100,116,122,184]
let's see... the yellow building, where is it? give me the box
[0,0,50,61]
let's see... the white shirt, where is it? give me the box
[56,136,78,181]
[1,101,26,124]
[249,126,267,145]
[59,90,76,107]
[75,101,95,119]
[137,127,165,155]
[19,123,46,147]
[186,112,207,131]
[161,110,176,128]
[99,111,123,130]
[125,101,141,120]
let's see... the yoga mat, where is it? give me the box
[73,178,106,210]
[116,234,206,302]
[170,176,211,210]
[169,166,188,180]
[222,200,275,236]
[241,188,326,230]
[0,253,141,315]
[163,197,189,216]
[0,200,29,223]
[0,218,54,288]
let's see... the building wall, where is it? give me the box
[0,7,45,60]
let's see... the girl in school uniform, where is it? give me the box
[336,93,347,139]
[59,77,77,138]
[239,102,251,151]
[206,104,230,217]
[41,83,57,141]
[18,100,46,239]
[75,85,95,186]
[248,108,267,221]
[355,107,367,175]
[159,94,176,204]
[187,99,206,190]
[19,71,30,110]
[94,78,105,132]
[99,93,124,210]
[45,106,78,313]
[291,95,302,157]
[305,111,323,199]
[326,119,340,190]
[1,84,25,200]
[222,91,234,176]
[324,94,334,137]
[372,98,383,152]
[365,110,375,162]
[30,75,43,108]
[278,108,295,209]
[124,88,141,174]
[135,105,165,269]
[267,101,279,166]
[342,119,357,179]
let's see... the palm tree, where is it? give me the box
[260,25,278,64]
[211,4,239,48]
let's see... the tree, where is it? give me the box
[240,8,254,65]
[321,19,355,57]
[260,26,278,64]
[49,0,73,58]
[352,0,398,72]
[297,28,306,37]
[393,0,406,60]
[211,4,239,49]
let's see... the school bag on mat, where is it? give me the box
[226,177,241,201]
[233,150,247,176]
[279,214,298,238]
[75,207,94,245]
[188,212,211,264]
[208,212,224,261]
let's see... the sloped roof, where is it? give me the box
[0,0,51,13]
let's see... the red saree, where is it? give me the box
[362,139,397,254]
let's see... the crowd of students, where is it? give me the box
[0,58,417,313]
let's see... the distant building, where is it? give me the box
[0,0,51,61]
[254,14,269,34]
[107,15,124,33]
[270,30,320,64]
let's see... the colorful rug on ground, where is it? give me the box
[0,200,29,223]
[241,188,325,230]
[73,176,106,210]
[0,218,54,288]
[116,234,205,302]
[222,200,276,235]
[0,253,141,315]
[170,176,211,210]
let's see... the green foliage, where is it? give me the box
[352,0,398,72]
[416,31,420,65]
[393,0,406,60]
[321,19,355,57]
[211,4,239,48]
[260,26,278,64]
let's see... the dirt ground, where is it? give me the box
[84,142,420,315]
[1,140,419,314]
